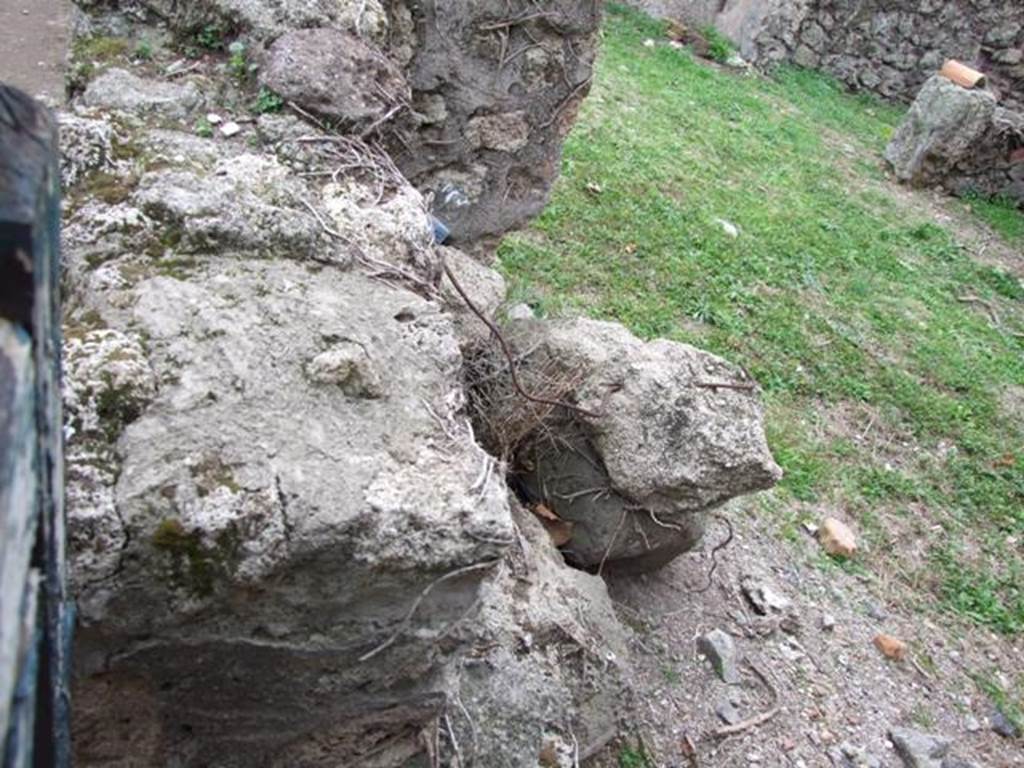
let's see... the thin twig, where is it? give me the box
[443,256,600,419]
[360,102,405,138]
[661,514,735,613]
[714,706,779,737]
[540,77,592,129]
[597,509,628,577]
[956,293,1002,329]
[694,380,757,392]
[358,560,500,662]
[444,713,463,768]
[714,660,780,737]
[680,732,699,768]
[684,513,733,594]
[478,11,555,31]
[454,693,478,767]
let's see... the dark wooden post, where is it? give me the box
[0,84,71,768]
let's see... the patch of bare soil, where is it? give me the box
[892,186,1024,281]
[0,0,70,104]
[585,496,1023,767]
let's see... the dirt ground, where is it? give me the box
[587,493,1024,767]
[0,0,70,104]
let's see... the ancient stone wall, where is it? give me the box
[60,1,780,764]
[719,0,1023,110]
[623,0,727,28]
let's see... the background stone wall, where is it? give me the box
[721,0,1023,110]
[623,0,726,28]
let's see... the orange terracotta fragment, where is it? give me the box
[939,59,987,89]
[874,633,908,661]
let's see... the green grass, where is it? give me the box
[964,193,1024,243]
[499,4,1024,633]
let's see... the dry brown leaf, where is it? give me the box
[531,504,574,546]
[533,503,559,521]
[538,740,559,767]
[993,453,1016,469]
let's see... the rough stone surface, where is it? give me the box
[625,0,726,27]
[889,727,952,768]
[715,699,742,724]
[58,113,114,187]
[819,516,857,557]
[829,742,883,768]
[710,0,1024,112]
[60,0,773,764]
[81,68,203,121]
[125,0,380,41]
[260,28,410,132]
[990,707,1021,738]
[740,575,792,615]
[321,176,435,278]
[133,153,333,259]
[885,75,998,185]
[388,1,603,243]
[885,75,1024,203]
[74,0,604,246]
[697,628,740,684]
[484,316,781,572]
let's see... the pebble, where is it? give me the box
[741,576,792,615]
[643,38,655,47]
[821,613,837,631]
[220,121,242,137]
[867,602,889,621]
[888,727,950,767]
[819,517,857,557]
[964,715,981,733]
[991,707,1021,738]
[715,700,742,725]
[697,629,740,684]
[715,217,740,238]
[874,633,908,661]
[506,303,534,321]
[206,113,223,125]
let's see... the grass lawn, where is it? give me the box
[499,4,1024,633]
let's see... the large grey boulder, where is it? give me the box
[885,75,997,186]
[474,317,781,573]
[64,247,630,765]
[62,48,630,761]
[260,28,410,132]
[67,256,516,765]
